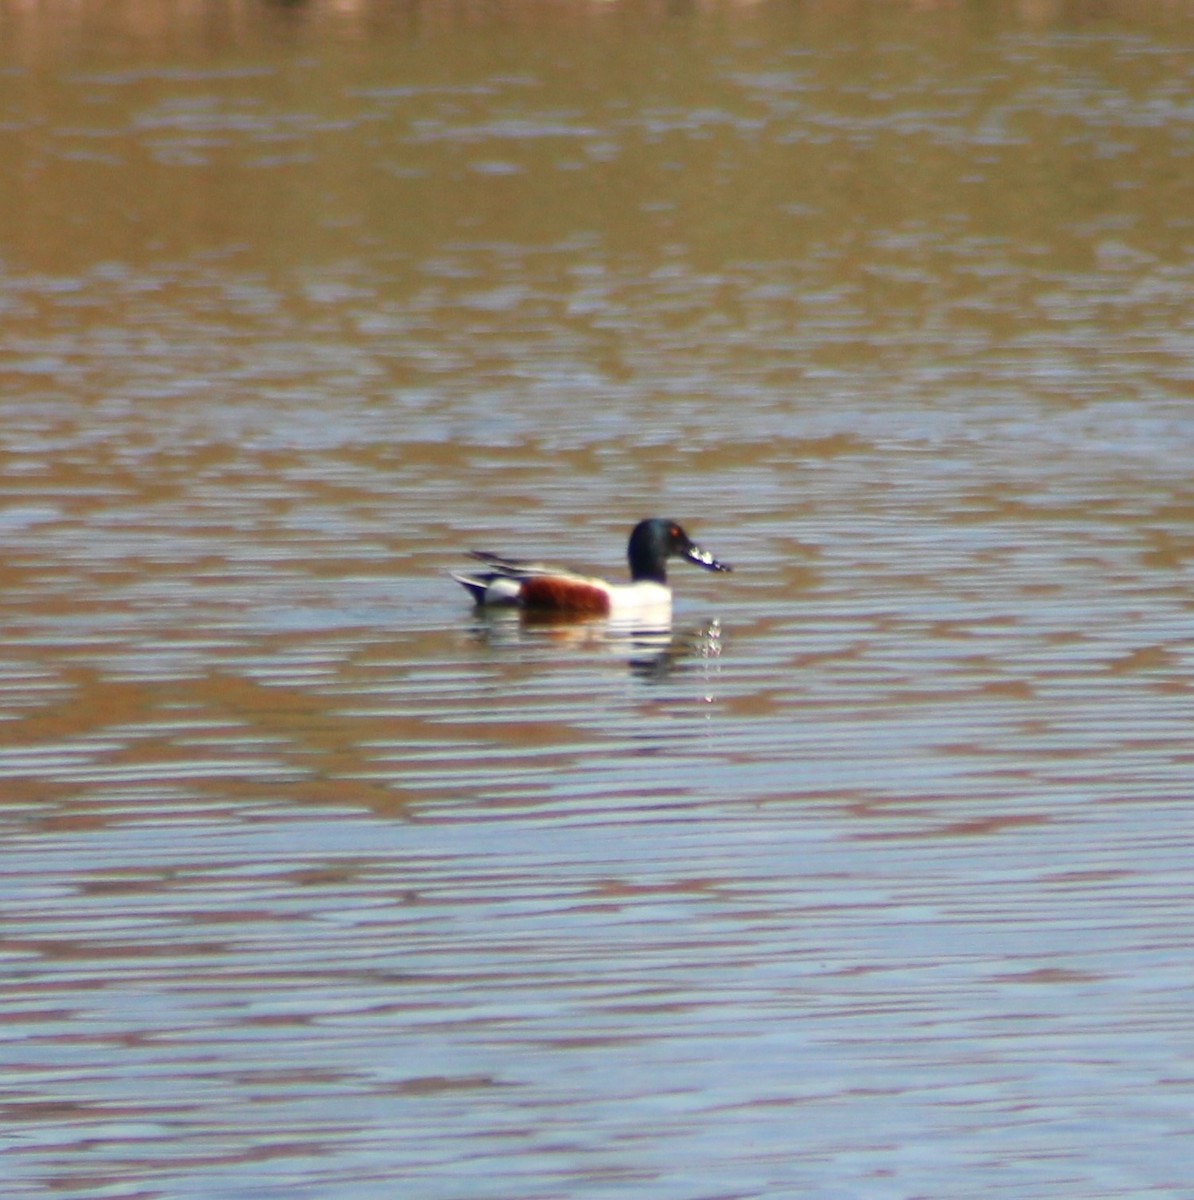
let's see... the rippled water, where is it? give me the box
[3,2,1194,1197]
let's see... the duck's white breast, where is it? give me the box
[606,581,672,625]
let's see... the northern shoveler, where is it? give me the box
[451,518,732,618]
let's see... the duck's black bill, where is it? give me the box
[685,544,733,573]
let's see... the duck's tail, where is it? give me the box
[450,571,492,605]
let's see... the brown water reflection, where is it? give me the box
[3,2,1194,1197]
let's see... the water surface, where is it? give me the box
[2,2,1194,1196]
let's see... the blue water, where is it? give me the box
[3,5,1194,1197]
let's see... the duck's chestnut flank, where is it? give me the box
[519,576,612,615]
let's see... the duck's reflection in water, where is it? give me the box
[468,609,724,679]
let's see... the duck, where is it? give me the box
[451,518,732,618]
